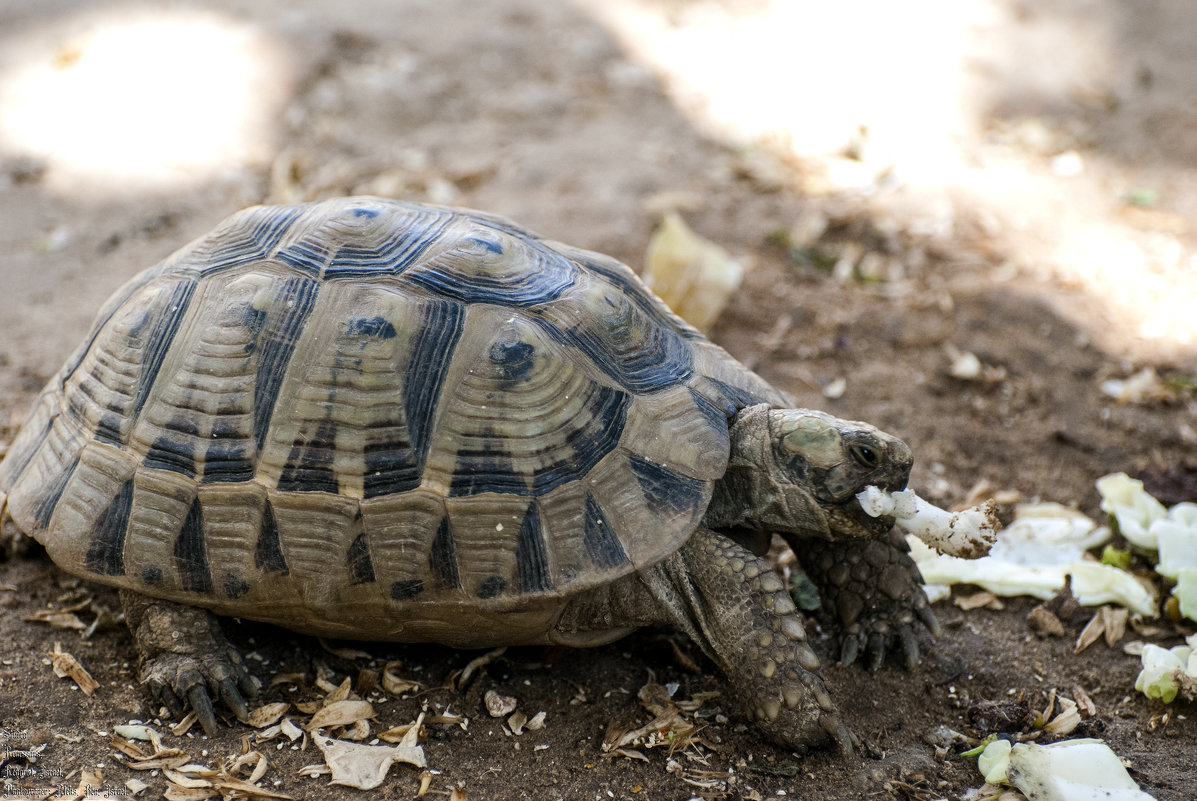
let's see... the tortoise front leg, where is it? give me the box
[121,590,258,734]
[645,528,855,753]
[784,529,940,671]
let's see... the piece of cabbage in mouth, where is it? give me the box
[856,486,999,559]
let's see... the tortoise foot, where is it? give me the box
[121,591,258,734]
[795,529,940,671]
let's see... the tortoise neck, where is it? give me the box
[704,405,773,531]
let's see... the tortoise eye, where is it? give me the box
[850,443,881,469]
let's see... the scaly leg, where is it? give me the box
[121,590,258,735]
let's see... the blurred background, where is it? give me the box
[1,2,1195,797]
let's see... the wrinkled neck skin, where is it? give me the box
[704,405,831,540]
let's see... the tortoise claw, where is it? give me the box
[865,633,886,672]
[917,604,942,637]
[898,626,921,670]
[153,679,186,720]
[188,685,219,736]
[217,675,251,722]
[839,633,861,667]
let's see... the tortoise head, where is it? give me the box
[708,405,912,541]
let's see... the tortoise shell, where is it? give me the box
[0,198,787,643]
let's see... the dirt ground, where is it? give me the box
[1,1,1195,799]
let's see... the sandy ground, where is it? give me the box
[1,1,1194,799]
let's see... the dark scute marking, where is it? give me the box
[173,497,213,594]
[405,244,575,306]
[326,211,453,277]
[477,575,506,599]
[94,412,124,446]
[199,205,304,275]
[531,309,691,394]
[448,384,629,497]
[132,280,198,416]
[346,316,397,340]
[254,500,288,574]
[143,434,197,478]
[689,388,733,431]
[274,239,326,277]
[353,207,379,218]
[346,531,376,585]
[362,434,420,499]
[32,454,79,529]
[251,276,320,452]
[488,340,535,384]
[515,502,552,593]
[84,478,134,576]
[583,493,629,569]
[584,259,706,341]
[628,455,705,518]
[403,299,465,467]
[224,572,250,599]
[390,579,424,601]
[277,421,339,493]
[448,439,519,497]
[705,378,772,416]
[141,566,163,586]
[429,516,460,589]
[201,443,255,483]
[468,236,503,254]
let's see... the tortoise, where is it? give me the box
[0,197,935,752]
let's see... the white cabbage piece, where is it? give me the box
[1005,739,1158,801]
[1096,473,1168,549]
[905,504,1156,616]
[1134,634,1197,704]
[857,486,997,559]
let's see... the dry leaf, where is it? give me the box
[956,591,1003,611]
[170,711,198,736]
[417,771,434,797]
[382,661,423,695]
[450,647,507,690]
[313,724,426,790]
[307,700,375,731]
[49,641,99,695]
[1074,611,1106,653]
[26,610,87,629]
[125,778,149,796]
[322,676,354,703]
[485,690,517,718]
[247,702,290,728]
[1072,686,1097,717]
[109,735,150,759]
[164,769,214,789]
[280,717,304,743]
[212,776,294,799]
[318,638,373,660]
[377,722,419,743]
[643,212,744,333]
[122,750,192,771]
[163,784,219,801]
[1044,698,1081,736]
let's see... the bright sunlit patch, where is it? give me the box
[0,9,291,189]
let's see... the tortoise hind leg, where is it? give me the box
[120,590,258,735]
[646,528,855,753]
